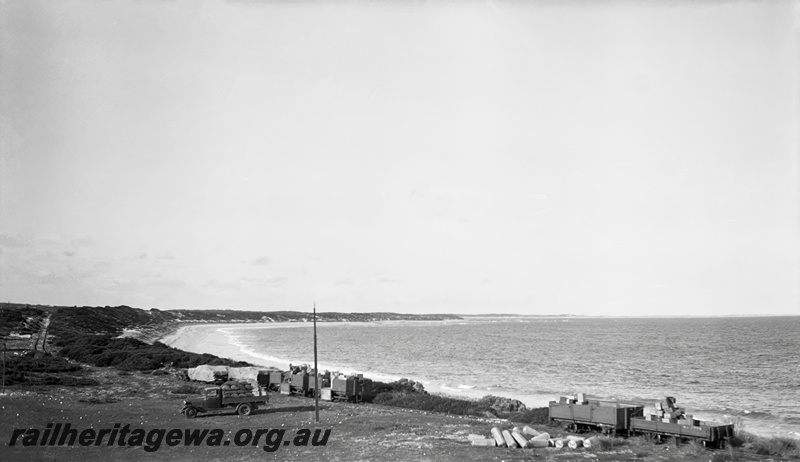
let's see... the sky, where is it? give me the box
[0,0,797,316]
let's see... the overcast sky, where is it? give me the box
[1,0,797,316]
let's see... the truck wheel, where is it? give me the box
[185,408,197,419]
[237,403,252,416]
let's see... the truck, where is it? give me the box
[181,385,269,418]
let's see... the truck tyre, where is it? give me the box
[185,408,197,419]
[237,403,252,416]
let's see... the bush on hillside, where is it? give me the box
[372,392,493,416]
[371,378,426,395]
[55,333,253,371]
[750,436,798,457]
[1,353,86,385]
[479,395,527,413]
[506,407,551,425]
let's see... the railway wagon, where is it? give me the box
[307,371,331,397]
[329,375,373,402]
[549,399,644,435]
[288,371,310,394]
[269,371,284,391]
[257,371,285,392]
[630,418,734,448]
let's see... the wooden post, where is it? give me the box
[313,302,319,422]
[2,342,5,395]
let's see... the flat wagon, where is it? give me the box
[629,418,734,448]
[549,398,643,435]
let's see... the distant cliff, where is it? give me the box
[0,303,461,340]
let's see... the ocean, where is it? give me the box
[170,316,800,439]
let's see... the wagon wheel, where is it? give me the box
[237,403,252,416]
[185,408,197,419]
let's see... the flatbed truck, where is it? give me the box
[181,386,269,418]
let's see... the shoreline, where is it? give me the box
[158,321,799,440]
[158,322,557,408]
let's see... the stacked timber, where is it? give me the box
[558,392,588,405]
[221,380,254,398]
[470,427,563,450]
[467,426,602,452]
[511,430,530,448]
[522,426,540,437]
[566,435,585,449]
[501,430,517,448]
[490,427,505,447]
[583,436,600,449]
[642,397,689,424]
[528,432,550,448]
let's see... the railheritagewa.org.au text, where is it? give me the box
[9,423,331,452]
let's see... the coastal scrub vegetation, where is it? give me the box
[2,352,98,386]
[370,391,549,424]
[0,305,49,337]
[732,432,799,459]
[366,379,550,424]
[53,334,253,371]
[42,304,257,372]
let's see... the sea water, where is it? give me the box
[198,316,800,439]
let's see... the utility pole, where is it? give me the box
[2,342,6,395]
[313,302,319,422]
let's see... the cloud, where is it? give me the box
[148,275,187,288]
[0,233,31,248]
[70,236,96,248]
[202,279,238,289]
[253,256,270,265]
[239,276,287,288]
[335,278,354,285]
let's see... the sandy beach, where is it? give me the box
[160,322,560,410]
[161,323,294,371]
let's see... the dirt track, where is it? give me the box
[0,367,728,462]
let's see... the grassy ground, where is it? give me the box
[0,365,769,462]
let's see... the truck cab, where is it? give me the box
[202,387,222,409]
[181,385,269,418]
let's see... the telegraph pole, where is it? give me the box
[313,302,319,422]
[2,342,6,395]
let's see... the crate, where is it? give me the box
[308,374,331,390]
[321,388,332,401]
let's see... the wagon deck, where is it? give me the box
[549,400,643,434]
[630,418,734,447]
